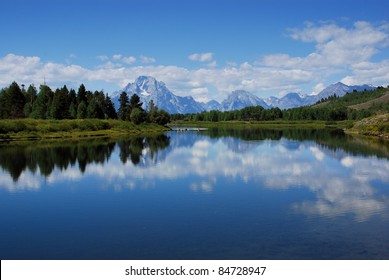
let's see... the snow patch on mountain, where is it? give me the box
[112,77,376,113]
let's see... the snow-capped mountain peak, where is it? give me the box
[112,76,204,114]
[111,77,377,113]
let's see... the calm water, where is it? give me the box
[1,128,389,260]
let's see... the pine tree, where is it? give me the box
[31,85,53,119]
[7,82,26,118]
[146,100,158,123]
[0,88,8,118]
[86,90,93,105]
[23,84,37,117]
[154,109,170,125]
[77,84,87,105]
[68,89,77,119]
[130,108,145,125]
[87,98,104,119]
[50,85,70,119]
[129,93,143,111]
[118,92,129,120]
[69,102,77,119]
[77,101,87,119]
[105,94,118,119]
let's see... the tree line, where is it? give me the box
[171,105,373,122]
[171,87,389,122]
[0,81,170,125]
[170,105,363,122]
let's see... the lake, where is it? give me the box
[1,128,389,260]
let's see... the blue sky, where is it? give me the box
[1,0,389,101]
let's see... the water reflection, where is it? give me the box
[117,135,170,165]
[0,135,170,190]
[1,129,389,222]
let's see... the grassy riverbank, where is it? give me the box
[2,116,387,141]
[348,113,389,138]
[171,118,389,140]
[0,119,170,141]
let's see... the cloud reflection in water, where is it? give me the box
[1,133,388,221]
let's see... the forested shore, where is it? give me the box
[1,81,388,140]
[0,82,170,140]
[0,81,170,125]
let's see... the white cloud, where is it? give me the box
[112,54,123,61]
[260,21,389,86]
[121,56,137,64]
[1,21,388,101]
[190,87,210,102]
[288,22,346,43]
[0,51,359,102]
[0,53,89,88]
[311,83,326,95]
[140,55,156,63]
[188,52,214,62]
[191,87,208,94]
[341,60,389,86]
[112,54,136,64]
[207,60,217,68]
[97,55,109,61]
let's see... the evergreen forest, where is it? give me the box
[0,81,170,126]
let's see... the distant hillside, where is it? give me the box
[313,86,389,112]
[348,91,389,110]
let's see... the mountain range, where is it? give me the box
[111,76,375,113]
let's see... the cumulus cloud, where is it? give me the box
[140,55,156,63]
[191,87,209,94]
[121,56,137,64]
[207,60,217,68]
[263,21,388,69]
[260,21,389,86]
[0,54,315,101]
[0,53,89,88]
[341,60,389,86]
[112,54,122,61]
[311,83,326,95]
[1,21,388,101]
[112,54,136,64]
[97,55,109,61]
[188,52,214,62]
[190,87,210,102]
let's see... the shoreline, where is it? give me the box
[1,117,388,142]
[169,120,353,129]
[0,119,170,142]
[170,119,389,140]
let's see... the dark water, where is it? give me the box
[1,128,389,260]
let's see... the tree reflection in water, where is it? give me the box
[0,134,170,182]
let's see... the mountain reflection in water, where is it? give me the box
[1,128,389,259]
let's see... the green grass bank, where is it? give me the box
[348,113,389,138]
[0,119,170,141]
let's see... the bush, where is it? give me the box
[130,108,145,125]
[0,120,27,133]
[155,110,170,125]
